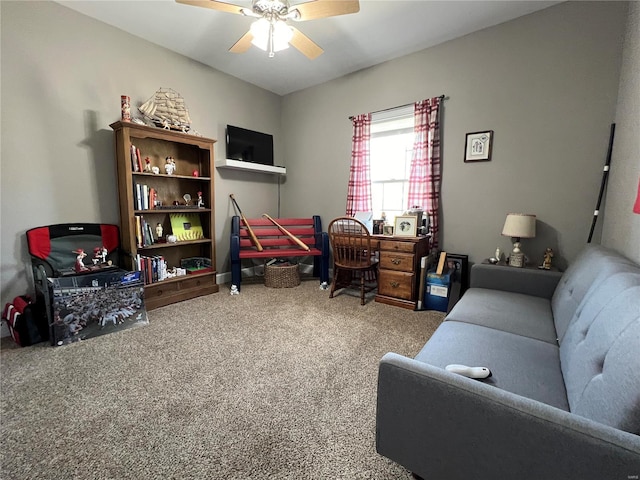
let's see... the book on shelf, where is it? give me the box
[133,183,142,210]
[136,147,143,173]
[135,215,143,248]
[135,253,167,285]
[130,144,139,172]
[149,188,156,210]
[142,184,149,210]
[133,183,158,211]
[135,215,157,247]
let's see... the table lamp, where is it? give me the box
[501,213,536,267]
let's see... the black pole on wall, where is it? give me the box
[587,123,616,243]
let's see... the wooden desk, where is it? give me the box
[373,235,430,310]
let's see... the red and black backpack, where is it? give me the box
[2,295,48,347]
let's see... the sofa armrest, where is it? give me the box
[376,353,640,480]
[470,263,562,298]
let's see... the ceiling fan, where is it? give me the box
[176,0,360,59]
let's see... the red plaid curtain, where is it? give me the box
[346,113,372,216]
[407,97,442,249]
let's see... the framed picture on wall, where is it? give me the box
[464,130,493,162]
[394,215,418,237]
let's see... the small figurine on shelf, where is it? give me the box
[155,223,163,240]
[540,247,554,270]
[93,246,108,265]
[197,191,204,208]
[92,248,101,265]
[164,156,176,175]
[144,157,152,172]
[151,166,160,175]
[73,249,89,273]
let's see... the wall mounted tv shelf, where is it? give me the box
[215,159,286,175]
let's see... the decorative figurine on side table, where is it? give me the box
[73,249,89,273]
[540,247,554,270]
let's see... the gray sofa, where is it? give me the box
[376,244,640,480]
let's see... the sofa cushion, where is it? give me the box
[552,245,638,343]
[415,321,569,410]
[560,270,640,434]
[446,288,557,344]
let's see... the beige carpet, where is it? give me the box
[1,280,444,479]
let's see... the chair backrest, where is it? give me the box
[26,223,120,277]
[328,217,374,269]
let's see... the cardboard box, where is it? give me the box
[425,269,451,312]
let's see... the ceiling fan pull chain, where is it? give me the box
[268,21,275,58]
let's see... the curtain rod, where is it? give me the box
[348,95,446,121]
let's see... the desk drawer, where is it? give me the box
[378,270,414,300]
[379,252,414,272]
[379,240,416,253]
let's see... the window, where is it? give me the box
[370,107,414,222]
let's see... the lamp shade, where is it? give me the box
[501,213,536,239]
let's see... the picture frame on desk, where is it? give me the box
[383,225,394,235]
[372,219,385,235]
[394,215,418,237]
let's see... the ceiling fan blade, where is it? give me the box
[289,27,323,59]
[229,31,254,53]
[175,0,245,15]
[291,0,359,21]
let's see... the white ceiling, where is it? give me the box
[57,0,561,96]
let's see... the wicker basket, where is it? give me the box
[264,263,300,288]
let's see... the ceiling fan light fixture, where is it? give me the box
[273,20,293,50]
[250,18,293,56]
[250,18,270,50]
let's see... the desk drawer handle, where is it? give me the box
[391,258,402,265]
[389,281,400,288]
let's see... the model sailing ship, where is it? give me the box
[138,88,192,132]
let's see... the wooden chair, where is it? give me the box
[328,217,379,305]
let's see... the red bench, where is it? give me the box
[230,215,329,290]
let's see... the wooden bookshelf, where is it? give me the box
[110,121,219,309]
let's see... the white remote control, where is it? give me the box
[445,364,492,379]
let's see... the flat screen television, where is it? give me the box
[226,125,274,166]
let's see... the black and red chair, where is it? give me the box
[26,223,122,344]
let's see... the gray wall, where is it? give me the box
[1,1,283,311]
[602,1,640,263]
[281,1,628,269]
[1,1,637,323]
